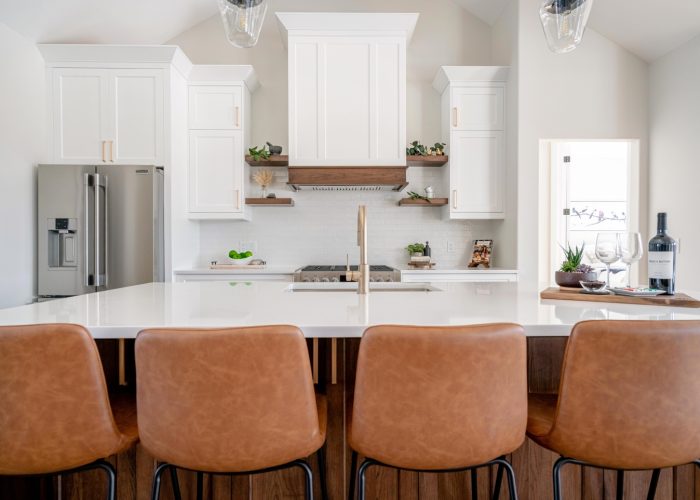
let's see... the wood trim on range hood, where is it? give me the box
[287,167,408,192]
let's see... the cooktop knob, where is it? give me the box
[330,277,339,282]
[312,277,321,283]
[321,277,330,282]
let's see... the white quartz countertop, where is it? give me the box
[174,266,297,275]
[1,282,699,339]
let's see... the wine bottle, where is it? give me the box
[648,212,677,294]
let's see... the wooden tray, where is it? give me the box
[209,264,266,270]
[540,287,700,308]
[407,261,436,269]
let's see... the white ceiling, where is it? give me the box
[0,0,698,62]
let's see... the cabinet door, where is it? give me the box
[188,130,244,215]
[449,131,505,218]
[451,87,504,131]
[108,69,164,164]
[189,86,242,130]
[50,68,110,163]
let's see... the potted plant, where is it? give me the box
[406,242,426,257]
[406,140,428,156]
[429,142,446,156]
[555,243,598,288]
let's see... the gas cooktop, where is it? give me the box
[295,265,401,283]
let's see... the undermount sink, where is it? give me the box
[286,282,441,293]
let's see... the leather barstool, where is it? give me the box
[348,323,527,500]
[0,324,138,500]
[527,320,700,500]
[135,325,327,500]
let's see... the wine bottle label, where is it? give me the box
[648,251,674,279]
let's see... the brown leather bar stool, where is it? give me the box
[0,324,138,500]
[348,324,527,500]
[527,320,700,500]
[135,325,327,500]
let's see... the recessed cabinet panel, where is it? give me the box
[324,42,371,161]
[375,42,402,161]
[290,42,320,163]
[112,70,164,163]
[188,130,243,214]
[189,86,242,130]
[451,87,504,131]
[450,131,504,216]
[52,69,109,163]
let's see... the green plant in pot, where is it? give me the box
[555,243,598,288]
[406,242,426,257]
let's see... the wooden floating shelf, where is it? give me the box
[245,198,294,206]
[406,155,448,167]
[245,155,289,166]
[398,198,448,206]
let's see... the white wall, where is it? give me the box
[649,35,700,290]
[170,0,517,270]
[0,23,46,307]
[516,0,649,289]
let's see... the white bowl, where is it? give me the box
[228,256,253,265]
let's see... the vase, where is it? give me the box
[554,271,599,288]
[260,186,268,198]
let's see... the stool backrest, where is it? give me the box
[350,323,527,470]
[135,325,323,472]
[549,320,700,469]
[0,324,126,474]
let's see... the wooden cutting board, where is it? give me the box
[540,287,700,308]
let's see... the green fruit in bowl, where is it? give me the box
[229,249,253,260]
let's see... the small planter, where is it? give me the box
[555,271,598,288]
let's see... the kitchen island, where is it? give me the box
[1,281,699,500]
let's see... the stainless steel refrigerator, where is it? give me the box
[38,164,164,299]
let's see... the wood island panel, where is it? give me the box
[1,337,697,500]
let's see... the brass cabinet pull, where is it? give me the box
[452,189,458,209]
[452,107,459,127]
[109,140,114,162]
[101,141,106,162]
[235,106,240,127]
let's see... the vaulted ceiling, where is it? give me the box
[1,0,698,62]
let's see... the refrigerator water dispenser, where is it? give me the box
[47,218,78,268]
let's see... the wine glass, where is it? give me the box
[620,232,643,287]
[595,232,621,289]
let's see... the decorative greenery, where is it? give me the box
[252,169,274,189]
[229,249,253,259]
[406,140,428,156]
[248,145,271,161]
[430,142,446,155]
[407,191,432,203]
[406,242,426,255]
[559,243,593,273]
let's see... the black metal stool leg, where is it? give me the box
[491,457,518,500]
[616,470,624,500]
[348,451,358,500]
[293,460,314,500]
[471,468,479,500]
[196,471,203,500]
[169,465,182,500]
[552,457,572,500]
[357,459,375,500]
[151,463,170,500]
[317,445,328,500]
[93,460,116,500]
[492,462,505,500]
[646,469,660,500]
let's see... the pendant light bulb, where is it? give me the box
[540,0,594,54]
[217,0,268,49]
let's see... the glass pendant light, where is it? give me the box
[539,0,594,54]
[217,0,268,48]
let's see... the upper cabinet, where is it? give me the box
[433,66,509,220]
[47,67,164,165]
[186,66,258,220]
[276,13,419,167]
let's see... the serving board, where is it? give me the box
[209,264,266,270]
[540,287,700,308]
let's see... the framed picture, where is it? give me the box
[468,240,493,268]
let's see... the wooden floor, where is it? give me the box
[1,337,699,499]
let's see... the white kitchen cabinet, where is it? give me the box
[188,85,242,130]
[401,269,518,283]
[277,13,419,167]
[433,66,509,220]
[48,67,164,164]
[188,130,247,219]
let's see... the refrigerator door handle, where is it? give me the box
[102,175,108,287]
[94,173,108,287]
[84,173,93,286]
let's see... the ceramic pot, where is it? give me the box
[555,271,598,288]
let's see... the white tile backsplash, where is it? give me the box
[198,167,500,269]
